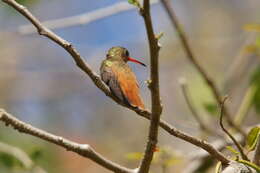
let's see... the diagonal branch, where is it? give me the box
[219,97,249,161]
[0,109,134,173]
[138,0,162,172]
[1,0,230,167]
[2,0,144,114]
[160,0,246,137]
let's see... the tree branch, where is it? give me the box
[185,124,260,173]
[3,0,113,99]
[160,0,246,137]
[0,109,134,173]
[1,0,230,167]
[138,0,162,172]
[2,0,148,116]
[219,97,249,161]
[185,135,243,173]
[18,0,159,35]
[155,118,230,164]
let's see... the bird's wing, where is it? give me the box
[100,62,125,103]
[111,64,145,109]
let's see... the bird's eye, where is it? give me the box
[125,50,129,57]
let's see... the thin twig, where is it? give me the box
[1,0,230,166]
[18,0,159,35]
[138,0,163,172]
[0,110,134,173]
[179,78,218,135]
[219,97,249,161]
[185,124,260,173]
[160,0,246,137]
[2,0,147,114]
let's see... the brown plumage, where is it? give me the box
[100,47,145,109]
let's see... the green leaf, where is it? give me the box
[226,146,240,155]
[128,0,141,7]
[203,102,218,116]
[245,126,260,152]
[128,0,135,4]
[125,152,143,161]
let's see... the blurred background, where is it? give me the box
[0,0,259,172]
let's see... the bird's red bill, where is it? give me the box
[128,57,146,67]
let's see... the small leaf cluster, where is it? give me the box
[128,0,141,8]
[222,126,260,172]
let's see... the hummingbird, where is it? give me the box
[100,47,146,109]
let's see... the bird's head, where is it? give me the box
[106,47,146,67]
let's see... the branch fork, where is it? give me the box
[0,0,232,173]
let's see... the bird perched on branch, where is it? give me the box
[100,47,146,109]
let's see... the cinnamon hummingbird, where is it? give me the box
[100,47,146,109]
